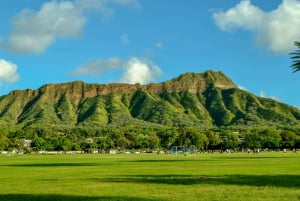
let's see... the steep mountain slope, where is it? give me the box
[0,71,299,128]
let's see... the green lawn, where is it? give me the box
[0,152,299,201]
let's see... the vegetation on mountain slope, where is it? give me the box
[0,71,300,151]
[0,71,299,129]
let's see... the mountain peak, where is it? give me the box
[167,71,237,92]
[7,71,237,99]
[0,70,299,128]
[176,71,235,85]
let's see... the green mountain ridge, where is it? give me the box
[0,70,299,129]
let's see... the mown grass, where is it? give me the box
[0,152,299,201]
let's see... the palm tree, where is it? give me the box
[290,41,300,73]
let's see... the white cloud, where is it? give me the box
[0,59,20,84]
[213,0,300,54]
[71,57,124,76]
[121,34,129,44]
[259,91,267,98]
[271,96,280,102]
[71,57,162,84]
[238,85,247,91]
[1,0,141,54]
[120,57,162,84]
[259,91,280,101]
[1,1,86,54]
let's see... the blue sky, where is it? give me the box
[0,0,300,107]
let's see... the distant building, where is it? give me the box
[21,139,32,148]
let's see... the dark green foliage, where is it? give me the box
[157,128,178,148]
[204,86,234,126]
[290,41,300,72]
[190,131,209,150]
[280,130,297,148]
[50,136,73,151]
[105,93,132,125]
[129,90,152,118]
[31,137,46,151]
[0,128,9,150]
[220,130,240,149]
[1,125,300,151]
[259,128,281,149]
[179,91,211,122]
[121,93,133,108]
[55,94,76,123]
[243,131,262,149]
[206,131,221,149]
[77,97,109,126]
[0,70,299,152]
[173,127,208,149]
[0,71,299,128]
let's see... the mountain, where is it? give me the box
[0,70,299,129]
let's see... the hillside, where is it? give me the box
[0,70,299,129]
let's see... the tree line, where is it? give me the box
[0,126,299,153]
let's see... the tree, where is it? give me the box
[157,128,178,148]
[51,137,72,151]
[176,127,191,146]
[206,131,221,149]
[190,132,209,150]
[0,129,9,150]
[244,131,261,149]
[9,139,26,151]
[136,134,149,149]
[148,132,160,149]
[31,137,46,151]
[290,41,300,72]
[260,128,281,149]
[124,131,138,149]
[280,130,297,148]
[96,137,112,150]
[220,130,240,150]
[110,131,129,150]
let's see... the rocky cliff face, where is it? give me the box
[0,70,299,128]
[5,71,237,106]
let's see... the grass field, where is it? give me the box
[0,152,299,201]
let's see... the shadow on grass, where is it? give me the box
[125,160,190,163]
[0,194,163,201]
[213,156,295,160]
[93,174,300,188]
[2,163,97,167]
